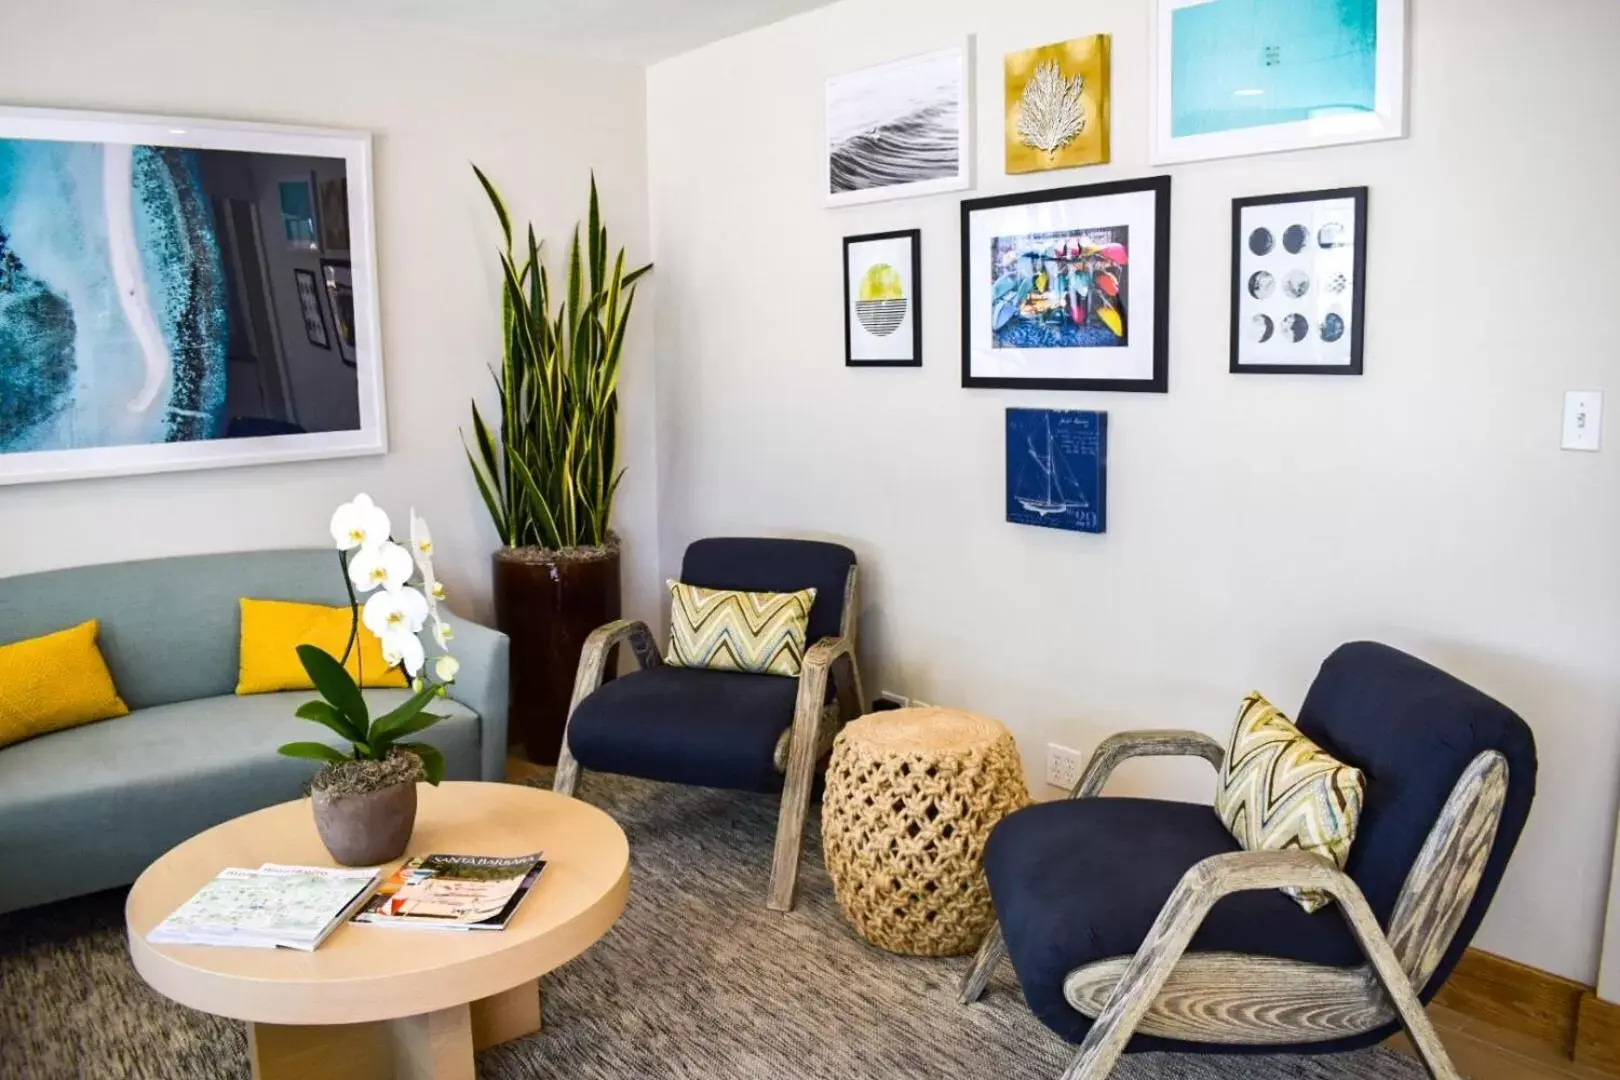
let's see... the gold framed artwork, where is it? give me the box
[1004,34,1112,174]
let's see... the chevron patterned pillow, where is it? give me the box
[1213,692,1366,913]
[664,581,818,677]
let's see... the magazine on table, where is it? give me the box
[352,852,546,931]
[146,863,381,950]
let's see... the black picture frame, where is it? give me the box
[320,257,357,367]
[1229,186,1368,376]
[292,267,330,350]
[961,175,1171,393]
[843,228,922,367]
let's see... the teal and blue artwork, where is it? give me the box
[1170,0,1377,137]
[0,124,365,481]
[1006,408,1107,534]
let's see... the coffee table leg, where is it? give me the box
[470,978,542,1048]
[388,1004,475,1080]
[247,1019,394,1080]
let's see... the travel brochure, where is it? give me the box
[352,852,546,931]
[146,852,546,949]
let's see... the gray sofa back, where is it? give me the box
[0,549,359,709]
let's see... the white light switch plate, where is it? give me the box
[1563,391,1603,452]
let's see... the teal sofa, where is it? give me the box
[0,549,509,915]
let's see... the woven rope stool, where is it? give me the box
[821,707,1030,956]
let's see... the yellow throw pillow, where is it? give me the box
[665,580,816,677]
[1213,692,1366,914]
[236,599,407,694]
[0,620,130,749]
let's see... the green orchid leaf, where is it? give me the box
[400,742,446,785]
[370,685,446,744]
[294,700,367,745]
[277,741,350,765]
[296,644,368,726]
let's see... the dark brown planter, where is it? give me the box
[493,542,621,764]
[311,780,417,866]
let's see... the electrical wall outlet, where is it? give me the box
[1046,744,1085,791]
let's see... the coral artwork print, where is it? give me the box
[1005,35,1112,174]
[991,226,1128,349]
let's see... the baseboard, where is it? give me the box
[1576,992,1620,1074]
[1434,948,1585,1059]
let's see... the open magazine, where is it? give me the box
[352,853,545,931]
[147,864,381,950]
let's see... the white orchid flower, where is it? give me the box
[409,509,433,560]
[434,655,461,683]
[329,494,390,552]
[433,620,454,649]
[363,586,430,641]
[379,629,426,678]
[431,581,447,602]
[348,540,414,594]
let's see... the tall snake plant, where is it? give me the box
[466,168,650,550]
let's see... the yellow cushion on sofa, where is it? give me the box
[236,599,407,694]
[0,620,130,749]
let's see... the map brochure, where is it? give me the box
[146,864,381,951]
[352,852,545,931]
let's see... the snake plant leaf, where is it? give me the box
[471,164,512,250]
[296,644,368,726]
[277,741,350,765]
[400,742,446,785]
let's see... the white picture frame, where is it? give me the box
[0,106,387,486]
[1150,0,1407,165]
[825,43,973,207]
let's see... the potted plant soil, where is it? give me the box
[465,168,649,764]
[279,495,461,865]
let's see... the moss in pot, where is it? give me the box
[279,496,462,866]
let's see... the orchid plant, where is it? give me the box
[276,494,460,786]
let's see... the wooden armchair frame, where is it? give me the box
[960,729,1511,1080]
[554,566,866,913]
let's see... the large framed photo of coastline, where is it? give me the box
[961,176,1171,392]
[0,107,386,485]
[825,44,973,208]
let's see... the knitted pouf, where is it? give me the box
[821,707,1031,956]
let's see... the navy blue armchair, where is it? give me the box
[554,538,866,911]
[960,642,1537,1080]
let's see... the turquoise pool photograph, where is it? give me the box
[1151,0,1407,164]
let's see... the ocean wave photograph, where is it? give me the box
[826,46,967,204]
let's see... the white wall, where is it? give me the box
[0,0,661,628]
[647,0,1620,983]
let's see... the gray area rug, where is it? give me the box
[0,771,1431,1079]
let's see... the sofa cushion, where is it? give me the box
[664,581,816,677]
[0,618,129,749]
[236,598,407,693]
[567,666,797,793]
[0,690,481,914]
[985,796,1364,1049]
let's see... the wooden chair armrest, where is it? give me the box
[1071,730,1226,798]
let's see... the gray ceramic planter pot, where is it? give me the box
[311,780,418,866]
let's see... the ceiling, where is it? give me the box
[281,0,838,63]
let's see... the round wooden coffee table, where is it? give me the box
[126,782,629,1080]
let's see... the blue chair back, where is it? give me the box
[1295,642,1536,995]
[680,538,856,645]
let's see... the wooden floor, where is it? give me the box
[1390,1004,1612,1079]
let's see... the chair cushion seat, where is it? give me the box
[567,666,798,793]
[985,796,1365,1047]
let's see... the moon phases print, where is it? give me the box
[1231,187,1366,374]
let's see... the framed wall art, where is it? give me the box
[961,176,1170,393]
[825,44,972,207]
[1006,408,1107,534]
[843,229,921,367]
[1231,186,1367,375]
[293,268,330,349]
[1005,34,1111,174]
[0,106,385,485]
[320,258,358,367]
[1151,0,1407,164]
